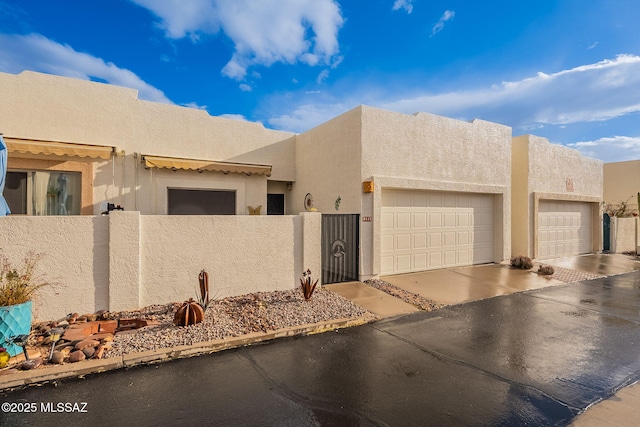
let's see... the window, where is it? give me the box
[267,193,285,215]
[5,171,81,215]
[168,189,236,215]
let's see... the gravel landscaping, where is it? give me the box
[103,288,368,357]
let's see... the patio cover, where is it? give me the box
[142,155,272,176]
[4,137,115,160]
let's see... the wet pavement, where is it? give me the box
[3,269,640,426]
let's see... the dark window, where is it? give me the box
[168,189,236,215]
[267,193,285,215]
[5,172,27,214]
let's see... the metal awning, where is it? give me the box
[141,155,272,176]
[4,137,115,160]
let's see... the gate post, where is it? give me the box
[301,212,322,286]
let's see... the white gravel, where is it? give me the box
[105,288,368,358]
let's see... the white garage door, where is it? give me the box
[538,200,592,259]
[381,190,494,275]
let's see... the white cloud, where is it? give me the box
[381,55,640,128]
[392,0,414,14]
[0,33,171,103]
[182,102,208,110]
[131,0,344,80]
[317,69,330,84]
[268,102,352,133]
[431,10,455,37]
[567,136,640,162]
[239,83,252,92]
[588,41,599,50]
[218,113,250,122]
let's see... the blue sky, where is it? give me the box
[0,0,639,162]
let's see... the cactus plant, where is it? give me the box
[197,269,209,311]
[174,298,205,326]
[300,269,318,300]
[510,255,534,270]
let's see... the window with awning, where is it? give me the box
[141,155,272,176]
[4,137,115,159]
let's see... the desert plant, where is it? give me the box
[0,252,52,307]
[173,298,205,326]
[537,264,555,275]
[300,269,318,300]
[510,255,534,270]
[197,269,210,311]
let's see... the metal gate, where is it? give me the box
[322,214,359,284]
[603,213,611,252]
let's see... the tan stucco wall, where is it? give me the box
[359,106,512,277]
[512,134,603,258]
[604,160,640,211]
[292,106,363,215]
[0,212,321,320]
[0,216,109,321]
[0,71,296,214]
[610,217,638,253]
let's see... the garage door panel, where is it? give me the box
[538,200,592,259]
[413,212,427,228]
[381,190,495,274]
[396,234,411,250]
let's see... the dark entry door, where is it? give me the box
[322,214,359,284]
[603,214,611,252]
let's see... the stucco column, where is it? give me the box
[108,211,141,311]
[300,212,322,286]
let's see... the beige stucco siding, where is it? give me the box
[0,71,295,214]
[512,134,603,258]
[292,107,362,215]
[604,160,640,211]
[357,106,512,278]
[361,107,511,186]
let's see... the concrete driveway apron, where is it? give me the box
[381,263,565,305]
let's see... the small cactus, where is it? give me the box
[174,298,205,326]
[510,255,534,270]
[300,269,318,300]
[537,264,555,275]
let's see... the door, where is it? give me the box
[538,200,592,258]
[321,214,359,284]
[381,190,494,275]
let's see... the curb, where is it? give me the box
[0,314,376,392]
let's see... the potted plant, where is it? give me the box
[0,252,52,357]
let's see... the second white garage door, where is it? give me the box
[381,190,494,275]
[538,200,592,259]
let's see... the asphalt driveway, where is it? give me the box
[3,266,640,426]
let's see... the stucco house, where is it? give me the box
[0,71,605,320]
[511,135,603,259]
[603,160,640,213]
[292,106,512,280]
[0,71,296,218]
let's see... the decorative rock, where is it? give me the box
[91,332,114,342]
[97,320,118,333]
[68,350,86,363]
[82,346,95,359]
[19,358,43,370]
[93,346,105,359]
[56,320,69,328]
[100,335,114,343]
[50,351,65,364]
[74,339,100,351]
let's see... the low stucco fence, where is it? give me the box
[0,212,321,321]
[610,216,638,254]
